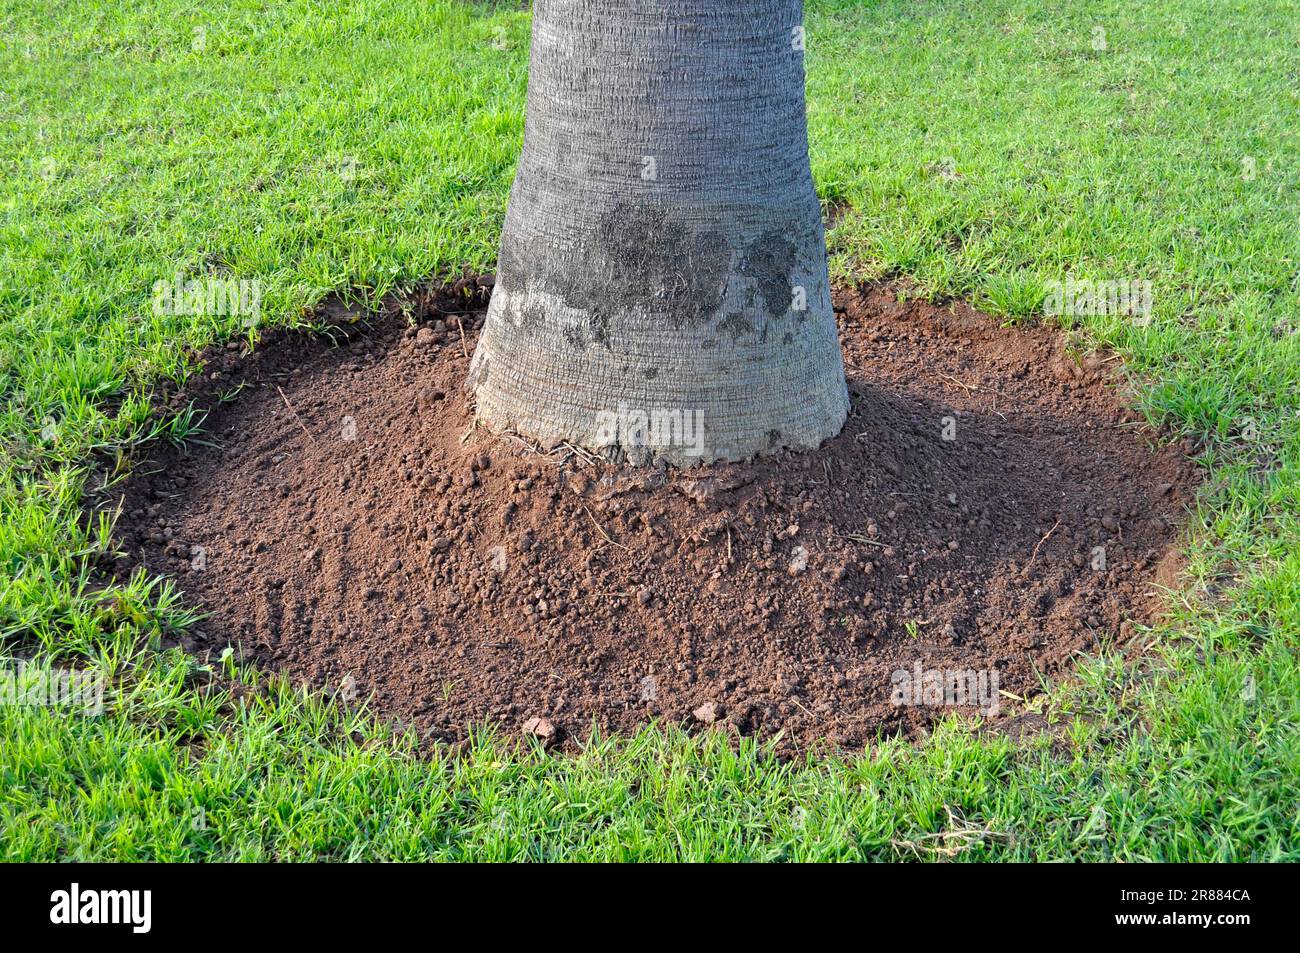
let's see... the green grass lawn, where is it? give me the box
[1,0,1297,860]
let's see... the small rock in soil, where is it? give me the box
[692,701,722,724]
[522,716,559,745]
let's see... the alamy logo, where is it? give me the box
[50,883,151,933]
[593,403,705,457]
[152,274,261,318]
[890,662,1000,715]
[1044,278,1152,322]
[0,661,104,714]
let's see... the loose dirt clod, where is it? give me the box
[693,701,722,725]
[522,716,559,746]
[110,282,1198,756]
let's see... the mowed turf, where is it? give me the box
[1,0,1297,860]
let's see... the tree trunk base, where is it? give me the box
[468,234,849,467]
[468,0,849,465]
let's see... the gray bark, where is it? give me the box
[468,0,848,465]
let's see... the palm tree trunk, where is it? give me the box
[468,0,847,465]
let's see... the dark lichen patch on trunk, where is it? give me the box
[520,204,733,334]
[719,311,755,340]
[492,206,820,352]
[561,324,587,351]
[587,309,611,347]
[740,225,801,319]
[520,301,546,329]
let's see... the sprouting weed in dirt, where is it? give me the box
[307,313,374,347]
[442,681,454,703]
[905,619,921,640]
[155,404,214,449]
[216,382,249,403]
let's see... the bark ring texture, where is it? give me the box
[469,0,849,465]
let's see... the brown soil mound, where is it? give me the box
[111,283,1198,755]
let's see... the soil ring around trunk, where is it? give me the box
[108,282,1199,757]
